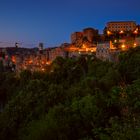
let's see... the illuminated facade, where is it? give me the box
[96,42,110,61]
[107,21,137,32]
[135,37,140,46]
[0,21,139,72]
[49,47,65,62]
[70,28,98,55]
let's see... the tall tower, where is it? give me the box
[38,42,44,54]
[15,42,19,48]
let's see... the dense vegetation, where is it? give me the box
[0,47,140,140]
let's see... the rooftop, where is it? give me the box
[107,21,136,24]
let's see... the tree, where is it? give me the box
[0,60,4,72]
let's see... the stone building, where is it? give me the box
[71,32,83,44]
[106,21,137,32]
[83,28,98,42]
[96,42,110,61]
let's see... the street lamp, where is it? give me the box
[133,43,137,48]
[107,31,111,35]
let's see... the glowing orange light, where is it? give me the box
[46,61,50,65]
[134,30,138,34]
[11,56,16,63]
[121,44,125,49]
[82,44,87,48]
[28,60,33,64]
[107,31,111,35]
[42,61,45,64]
[86,48,88,52]
[120,30,124,34]
[134,43,137,47]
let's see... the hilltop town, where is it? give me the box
[1,20,140,140]
[0,21,140,72]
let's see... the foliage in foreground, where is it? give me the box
[0,47,140,140]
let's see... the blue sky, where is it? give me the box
[0,0,140,47]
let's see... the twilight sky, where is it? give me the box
[0,0,140,47]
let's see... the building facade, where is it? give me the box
[107,21,137,32]
[135,37,140,46]
[71,32,83,44]
[83,28,98,42]
[96,42,110,61]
